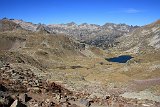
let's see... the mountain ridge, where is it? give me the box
[4,18,139,49]
[115,19,160,52]
[1,18,159,51]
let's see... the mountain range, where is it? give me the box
[11,18,139,49]
[10,18,160,51]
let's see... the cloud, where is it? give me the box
[125,8,141,13]
[107,8,143,14]
[108,8,142,14]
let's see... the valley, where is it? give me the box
[0,18,160,107]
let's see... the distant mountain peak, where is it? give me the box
[154,19,160,24]
[0,18,22,31]
[66,22,77,26]
[80,23,88,25]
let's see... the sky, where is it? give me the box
[0,0,160,26]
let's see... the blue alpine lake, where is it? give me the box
[106,55,133,63]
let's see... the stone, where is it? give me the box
[0,84,7,92]
[19,93,32,103]
[61,102,68,107]
[10,99,27,107]
[0,61,3,68]
[60,98,67,103]
[0,98,6,106]
[79,99,91,107]
[0,93,14,107]
[49,101,55,107]
[55,94,61,100]
[27,87,41,93]
[10,100,18,107]
[70,104,79,107]
[45,98,51,104]
[89,92,104,99]
[34,103,38,107]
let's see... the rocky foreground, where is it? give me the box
[1,62,160,107]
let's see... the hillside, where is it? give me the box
[115,19,160,53]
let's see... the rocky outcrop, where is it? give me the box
[36,24,51,34]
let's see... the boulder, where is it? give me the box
[10,99,27,107]
[79,98,91,107]
[60,98,67,103]
[10,100,18,107]
[19,93,32,103]
[0,61,3,68]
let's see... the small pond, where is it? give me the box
[106,55,133,63]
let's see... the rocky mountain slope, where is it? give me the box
[11,18,138,49]
[115,19,160,53]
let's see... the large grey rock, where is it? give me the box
[10,100,18,107]
[79,99,91,107]
[19,93,32,103]
[10,100,27,107]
